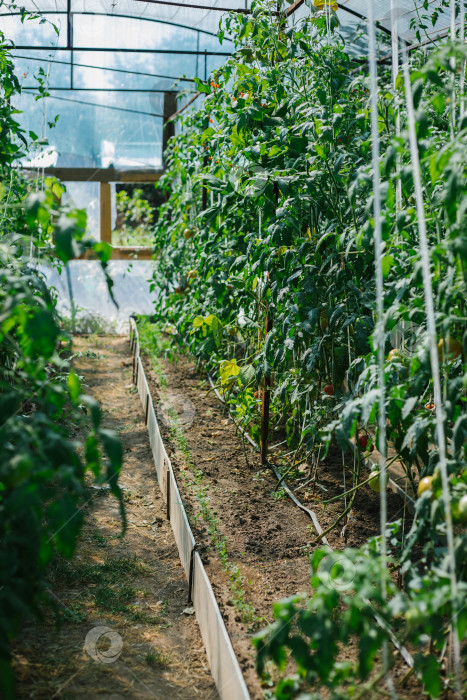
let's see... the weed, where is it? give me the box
[59,604,88,624]
[61,309,118,335]
[94,583,136,611]
[145,649,170,667]
[85,529,108,549]
[49,555,156,622]
[138,323,258,628]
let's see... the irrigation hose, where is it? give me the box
[205,371,415,672]
[206,372,330,545]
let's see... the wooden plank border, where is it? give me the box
[129,319,250,700]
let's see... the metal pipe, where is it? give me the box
[12,54,197,82]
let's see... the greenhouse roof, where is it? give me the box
[3,0,458,170]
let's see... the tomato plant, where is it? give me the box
[0,28,124,697]
[144,0,467,694]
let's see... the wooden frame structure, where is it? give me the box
[29,167,164,260]
[19,87,188,261]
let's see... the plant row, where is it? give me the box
[148,1,467,696]
[0,28,123,697]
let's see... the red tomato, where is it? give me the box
[358,434,368,450]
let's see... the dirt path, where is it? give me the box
[12,336,217,700]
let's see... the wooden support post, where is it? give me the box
[201,116,209,211]
[166,468,171,521]
[145,394,149,426]
[260,306,273,465]
[187,543,198,605]
[100,182,112,244]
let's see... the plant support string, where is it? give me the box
[367,1,394,696]
[402,46,463,696]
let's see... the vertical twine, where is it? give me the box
[451,0,457,135]
[367,2,394,695]
[401,47,462,696]
[390,0,402,211]
[460,0,466,119]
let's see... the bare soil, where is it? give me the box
[11,336,218,700]
[10,333,446,699]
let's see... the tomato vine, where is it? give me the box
[0,26,124,697]
[149,1,466,695]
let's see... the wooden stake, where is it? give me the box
[260,305,273,465]
[202,117,209,212]
[99,182,112,243]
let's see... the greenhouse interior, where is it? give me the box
[0,1,466,698]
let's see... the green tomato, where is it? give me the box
[456,494,467,523]
[4,455,33,487]
[405,607,424,627]
[387,348,404,362]
[368,471,389,493]
[417,476,433,498]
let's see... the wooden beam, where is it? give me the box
[168,91,201,122]
[21,166,164,183]
[283,0,304,18]
[100,182,112,244]
[109,246,153,261]
[77,246,153,261]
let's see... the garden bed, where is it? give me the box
[140,341,427,699]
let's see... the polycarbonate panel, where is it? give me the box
[2,0,457,47]
[15,54,71,89]
[74,15,198,50]
[160,457,169,501]
[170,471,196,575]
[72,49,205,90]
[147,403,156,450]
[153,431,163,481]
[137,357,145,403]
[1,0,244,42]
[74,0,249,35]
[1,12,67,47]
[287,1,456,52]
[192,553,250,700]
[143,372,151,412]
